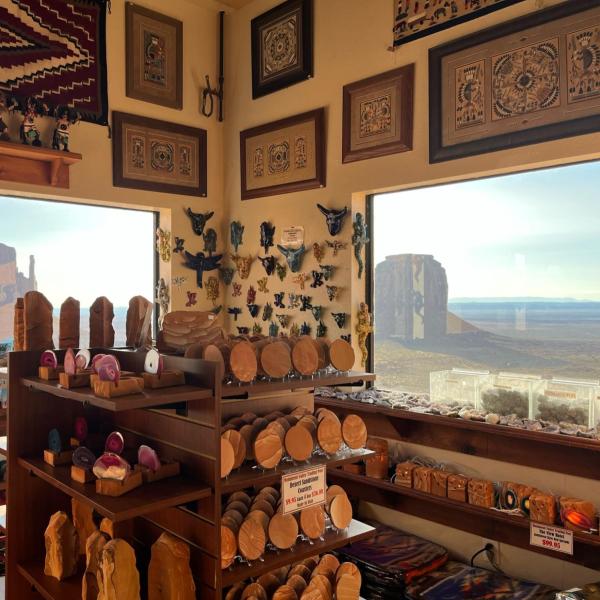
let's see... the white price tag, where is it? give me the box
[281,465,326,515]
[281,226,304,248]
[530,522,573,555]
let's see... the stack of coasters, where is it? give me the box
[336,523,448,599]
[405,561,557,599]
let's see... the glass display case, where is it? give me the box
[429,369,490,409]
[532,378,596,427]
[479,372,542,418]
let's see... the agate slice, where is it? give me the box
[40,350,58,369]
[64,348,77,376]
[105,431,124,455]
[91,354,107,373]
[138,445,161,472]
[144,349,163,376]
[48,428,62,453]
[96,355,120,384]
[74,417,88,442]
[73,447,96,470]
[75,349,91,370]
[93,453,131,481]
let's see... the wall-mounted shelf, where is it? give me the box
[328,469,600,570]
[0,141,82,188]
[17,562,82,600]
[315,396,600,480]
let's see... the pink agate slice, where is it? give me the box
[138,445,161,472]
[92,452,131,481]
[97,355,120,384]
[74,417,88,442]
[64,348,77,376]
[40,350,58,369]
[105,431,125,455]
[75,349,91,370]
[91,354,107,373]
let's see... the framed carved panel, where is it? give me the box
[430,0,600,163]
[342,64,414,164]
[251,0,313,99]
[240,108,325,200]
[126,3,183,109]
[112,112,207,197]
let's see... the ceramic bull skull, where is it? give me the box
[317,204,349,236]
[186,208,214,236]
[277,244,306,273]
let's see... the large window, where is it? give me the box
[372,162,600,407]
[0,196,156,349]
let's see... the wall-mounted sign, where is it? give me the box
[530,522,573,556]
[281,226,305,248]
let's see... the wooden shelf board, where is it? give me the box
[328,469,600,570]
[221,448,374,494]
[17,561,82,600]
[18,457,212,522]
[221,372,375,399]
[22,377,212,411]
[315,396,600,480]
[0,141,82,163]
[221,519,375,586]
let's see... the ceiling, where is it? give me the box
[219,0,255,8]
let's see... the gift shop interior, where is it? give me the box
[1,0,600,599]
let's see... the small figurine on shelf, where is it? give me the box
[269,321,280,337]
[326,240,348,256]
[228,307,242,321]
[52,106,80,152]
[274,292,285,309]
[203,228,217,256]
[230,221,245,252]
[275,263,287,282]
[257,277,269,294]
[260,221,276,254]
[259,255,277,276]
[173,237,185,254]
[332,312,347,329]
[14,96,48,146]
[220,266,235,285]
[352,212,370,279]
[356,302,373,367]
[316,321,327,338]
[0,94,12,141]
[186,208,214,236]
[156,228,172,262]
[300,322,311,336]
[262,303,273,322]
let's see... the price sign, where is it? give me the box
[530,522,573,555]
[281,226,304,248]
[281,465,326,515]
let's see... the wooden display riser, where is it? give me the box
[221,519,375,586]
[329,469,600,570]
[315,396,600,480]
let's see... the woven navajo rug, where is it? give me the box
[0,0,108,124]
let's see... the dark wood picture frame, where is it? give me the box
[342,64,414,164]
[126,3,183,109]
[429,0,600,163]
[112,111,207,197]
[251,0,313,99]
[240,108,326,200]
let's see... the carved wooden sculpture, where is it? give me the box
[126,296,153,348]
[83,531,109,600]
[89,297,115,348]
[44,511,79,581]
[59,297,80,349]
[13,297,24,350]
[24,290,53,350]
[99,539,141,600]
[148,533,196,600]
[72,498,97,555]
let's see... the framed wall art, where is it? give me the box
[430,0,600,163]
[112,111,207,197]
[240,108,325,200]
[342,64,414,164]
[251,0,313,99]
[394,0,525,48]
[126,3,183,109]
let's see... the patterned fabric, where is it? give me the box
[0,0,108,124]
[406,561,558,600]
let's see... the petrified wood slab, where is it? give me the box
[72,498,97,555]
[329,339,355,372]
[238,518,266,561]
[83,530,109,600]
[222,429,246,469]
[142,370,185,389]
[336,562,361,586]
[148,532,196,600]
[291,338,318,376]
[341,415,367,450]
[299,505,326,540]
[285,424,314,462]
[308,574,332,600]
[99,539,141,600]
[329,493,353,530]
[467,478,495,508]
[254,429,283,469]
[89,297,115,348]
[13,297,24,351]
[221,524,238,569]
[260,341,292,379]
[96,471,143,497]
[336,574,360,600]
[221,436,236,478]
[268,513,299,550]
[44,511,78,581]
[316,418,342,455]
[59,296,80,349]
[126,296,152,348]
[24,291,53,350]
[230,340,258,383]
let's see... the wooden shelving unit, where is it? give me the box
[7,350,376,599]
[328,469,600,570]
[0,141,82,189]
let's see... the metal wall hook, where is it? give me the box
[201,11,224,122]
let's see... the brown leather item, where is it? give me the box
[238,518,266,561]
[341,415,367,449]
[268,512,299,549]
[44,511,78,581]
[299,505,326,539]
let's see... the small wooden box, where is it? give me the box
[394,462,417,488]
[142,370,186,389]
[448,474,469,503]
[468,479,495,508]
[71,465,94,483]
[43,449,73,467]
[431,470,449,498]
[95,471,143,497]
[138,461,180,483]
[93,377,144,399]
[59,371,91,389]
[38,366,64,381]
[530,492,557,525]
[413,466,433,494]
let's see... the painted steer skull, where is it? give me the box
[317,204,349,236]
[277,244,306,273]
[186,208,214,236]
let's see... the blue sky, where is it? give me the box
[374,161,600,301]
[0,196,155,306]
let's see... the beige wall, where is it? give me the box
[0,0,227,315]
[223,0,600,589]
